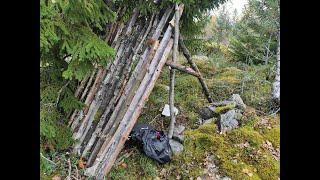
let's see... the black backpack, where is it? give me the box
[129,123,172,164]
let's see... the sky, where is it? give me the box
[212,0,248,17]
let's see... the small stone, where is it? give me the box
[169,139,184,155]
[173,125,185,135]
[220,110,239,133]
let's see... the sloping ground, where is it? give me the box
[108,55,279,179]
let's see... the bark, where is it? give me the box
[168,3,180,139]
[84,8,173,166]
[264,33,272,65]
[72,10,141,154]
[69,69,97,127]
[179,36,214,103]
[100,39,173,178]
[90,38,174,180]
[272,31,280,102]
[74,72,90,99]
[80,18,156,159]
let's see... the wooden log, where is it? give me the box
[81,21,154,158]
[96,40,173,179]
[71,9,141,153]
[74,72,90,98]
[80,70,97,102]
[84,8,173,166]
[92,5,182,165]
[165,61,200,77]
[85,36,159,166]
[69,69,97,127]
[179,36,214,103]
[74,30,139,153]
[168,3,180,139]
[69,7,127,129]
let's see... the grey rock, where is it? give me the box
[169,139,184,155]
[172,125,185,143]
[198,107,215,120]
[220,110,239,133]
[234,109,243,120]
[173,125,185,135]
[172,134,184,143]
[230,94,246,110]
[203,117,217,125]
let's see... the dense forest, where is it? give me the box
[40,0,280,179]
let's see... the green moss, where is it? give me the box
[196,122,218,135]
[108,152,158,180]
[263,126,280,149]
[240,107,260,126]
[216,67,243,84]
[253,152,280,180]
[213,103,236,114]
[228,126,264,148]
[218,159,261,180]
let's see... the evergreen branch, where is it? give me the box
[56,80,71,107]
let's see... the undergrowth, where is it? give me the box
[109,54,279,179]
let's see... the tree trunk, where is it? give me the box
[272,31,280,102]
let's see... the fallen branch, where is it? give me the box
[66,158,72,180]
[168,3,180,139]
[165,61,200,77]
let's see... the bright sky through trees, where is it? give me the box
[212,0,248,17]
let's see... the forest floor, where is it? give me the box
[107,54,280,180]
[41,53,280,180]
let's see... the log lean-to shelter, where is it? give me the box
[68,3,212,179]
